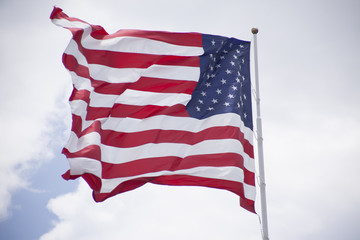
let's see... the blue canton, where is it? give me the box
[186,34,253,130]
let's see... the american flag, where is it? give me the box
[51,7,256,213]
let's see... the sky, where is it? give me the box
[1,0,360,239]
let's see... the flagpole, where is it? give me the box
[251,28,269,240]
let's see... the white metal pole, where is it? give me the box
[251,28,269,240]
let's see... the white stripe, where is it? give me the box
[65,129,254,174]
[88,92,118,108]
[100,138,254,171]
[52,18,90,30]
[53,19,204,56]
[64,133,254,172]
[244,183,257,200]
[88,64,200,83]
[115,89,191,106]
[89,90,191,108]
[65,41,200,83]
[65,131,100,153]
[68,96,253,145]
[83,35,204,56]
[64,40,88,66]
[70,72,93,91]
[141,64,200,81]
[65,112,254,171]
[88,64,141,83]
[68,157,102,178]
[68,100,96,131]
[100,166,244,193]
[100,113,254,145]
[69,100,87,119]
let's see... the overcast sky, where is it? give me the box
[1,0,360,239]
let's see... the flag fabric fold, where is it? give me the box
[51,7,256,213]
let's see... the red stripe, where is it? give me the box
[63,54,197,96]
[69,110,253,159]
[68,114,100,140]
[78,48,200,68]
[70,114,82,134]
[151,175,252,207]
[51,7,89,25]
[71,29,201,68]
[97,30,203,47]
[153,175,255,212]
[69,89,90,102]
[93,77,197,95]
[85,107,111,120]
[62,145,101,161]
[51,8,203,47]
[111,103,190,118]
[63,53,90,79]
[101,153,255,186]
[100,125,253,158]
[85,104,189,120]
[91,175,255,213]
[102,126,241,147]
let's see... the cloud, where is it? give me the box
[0,0,72,220]
[41,181,261,240]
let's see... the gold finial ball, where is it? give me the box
[251,28,259,34]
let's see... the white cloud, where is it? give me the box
[0,1,72,220]
[41,181,261,240]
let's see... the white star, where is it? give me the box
[237,102,241,108]
[241,100,244,106]
[205,82,211,87]
[221,79,227,84]
[198,99,204,104]
[236,49,241,54]
[201,91,206,96]
[231,85,238,91]
[211,98,218,104]
[216,64,221,68]
[226,69,232,74]
[220,56,225,60]
[211,74,216,78]
[228,94,234,99]
[236,77,241,83]
[229,43,233,47]
[196,106,201,111]
[240,44,244,48]
[230,61,235,66]
[216,88,222,94]
[243,94,247,100]
[244,112,247,118]
[224,102,230,107]
[233,54,238,59]
[223,49,228,53]
[208,107,214,111]
[211,39,216,46]
[242,58,245,63]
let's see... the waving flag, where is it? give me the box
[51,7,256,213]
